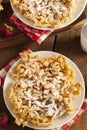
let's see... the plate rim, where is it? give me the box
[3,51,85,129]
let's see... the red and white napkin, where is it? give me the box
[37,98,87,130]
[0,48,87,130]
[9,14,53,44]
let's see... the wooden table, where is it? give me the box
[0,2,87,130]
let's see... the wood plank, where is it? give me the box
[0,2,87,49]
[0,34,54,69]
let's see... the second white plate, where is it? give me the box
[10,0,87,30]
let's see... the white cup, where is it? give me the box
[80,23,87,53]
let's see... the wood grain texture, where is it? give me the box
[0,2,87,130]
[0,2,87,49]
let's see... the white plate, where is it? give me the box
[10,0,87,30]
[3,51,85,129]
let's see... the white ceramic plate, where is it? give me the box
[3,51,85,129]
[10,0,87,30]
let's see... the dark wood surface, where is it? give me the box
[0,2,87,130]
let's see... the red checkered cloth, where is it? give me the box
[9,14,53,44]
[0,48,87,130]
